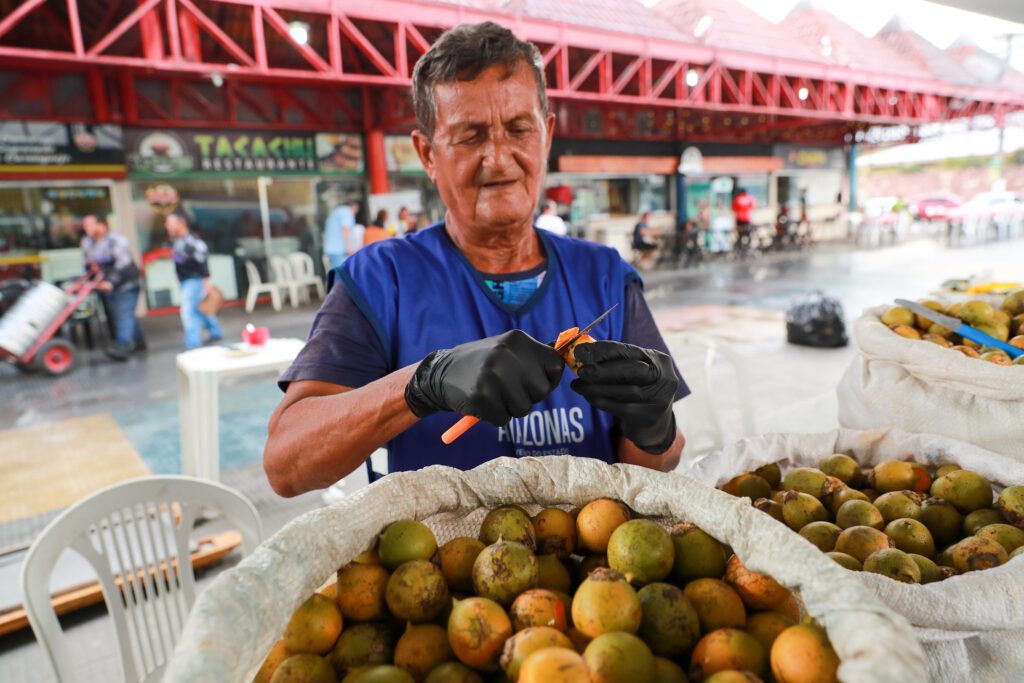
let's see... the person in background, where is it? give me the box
[364,210,391,246]
[80,214,146,360]
[397,206,417,235]
[165,213,222,350]
[731,187,756,252]
[535,199,568,236]
[632,210,661,270]
[323,198,360,268]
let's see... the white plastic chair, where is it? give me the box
[21,475,263,683]
[270,256,300,308]
[244,259,282,313]
[287,252,325,303]
[665,332,756,464]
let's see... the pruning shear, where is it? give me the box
[440,304,619,444]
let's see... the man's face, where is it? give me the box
[82,216,105,240]
[165,214,184,237]
[412,62,555,234]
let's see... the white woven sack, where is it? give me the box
[837,305,1024,462]
[681,428,1024,683]
[166,456,925,683]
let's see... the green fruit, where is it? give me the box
[272,654,337,683]
[344,665,415,683]
[652,657,690,683]
[919,497,963,546]
[834,526,895,564]
[930,470,994,513]
[754,462,782,488]
[975,524,1024,554]
[379,520,438,571]
[935,464,961,478]
[873,491,923,524]
[997,486,1024,528]
[863,548,921,583]
[583,632,656,683]
[782,467,830,498]
[329,624,396,677]
[835,500,884,530]
[872,461,917,493]
[424,663,483,683]
[472,541,539,607]
[962,509,1004,536]
[827,487,870,516]
[480,506,536,550]
[607,519,674,586]
[820,454,861,485]
[826,552,862,571]
[385,561,450,623]
[637,582,701,658]
[957,300,995,326]
[754,498,785,524]
[935,545,957,568]
[722,473,773,500]
[1003,288,1024,316]
[953,536,1008,573]
[881,305,916,327]
[780,491,828,531]
[908,554,942,584]
[980,350,1012,365]
[799,521,842,552]
[670,523,727,582]
[884,518,935,558]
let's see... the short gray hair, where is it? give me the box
[411,22,548,139]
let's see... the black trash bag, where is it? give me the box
[786,292,848,348]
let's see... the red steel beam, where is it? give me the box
[0,0,48,41]
[87,0,162,57]
[179,0,256,67]
[262,5,330,72]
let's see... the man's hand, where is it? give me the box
[405,330,564,426]
[96,281,113,292]
[570,341,679,454]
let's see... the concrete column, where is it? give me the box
[366,129,389,195]
[109,179,148,315]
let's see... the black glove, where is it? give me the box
[405,330,565,426]
[570,341,679,454]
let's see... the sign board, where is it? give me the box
[774,144,845,171]
[125,128,364,179]
[678,146,704,174]
[385,135,425,174]
[710,176,734,194]
[0,121,124,176]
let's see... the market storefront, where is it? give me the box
[0,121,125,284]
[124,128,365,310]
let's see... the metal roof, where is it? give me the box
[876,17,977,87]
[946,37,1024,91]
[652,0,828,64]
[783,1,935,80]
[427,0,696,43]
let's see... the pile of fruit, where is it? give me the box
[879,288,1024,366]
[254,501,843,683]
[720,459,1024,584]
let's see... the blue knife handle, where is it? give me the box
[958,325,1024,359]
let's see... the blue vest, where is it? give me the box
[339,224,639,474]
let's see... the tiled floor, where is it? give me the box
[1,236,1022,681]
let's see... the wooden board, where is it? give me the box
[0,530,241,637]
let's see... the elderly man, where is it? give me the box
[265,22,688,497]
[80,214,146,360]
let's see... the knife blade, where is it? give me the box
[554,304,618,353]
[894,299,1023,359]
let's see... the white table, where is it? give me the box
[176,338,304,481]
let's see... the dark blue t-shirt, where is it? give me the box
[280,274,687,398]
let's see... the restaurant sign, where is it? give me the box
[775,144,845,171]
[125,129,363,178]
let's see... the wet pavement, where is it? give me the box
[1,234,1022,681]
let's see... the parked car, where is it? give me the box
[948,191,1022,222]
[910,193,962,221]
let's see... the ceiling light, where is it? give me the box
[889,96,900,106]
[288,21,310,46]
[694,15,714,39]
[686,69,700,87]
[798,87,809,101]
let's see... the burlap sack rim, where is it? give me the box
[684,427,1024,633]
[166,457,926,683]
[855,305,1024,400]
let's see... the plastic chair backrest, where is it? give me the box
[270,256,293,283]
[21,476,263,683]
[243,259,263,287]
[664,332,756,460]
[288,252,316,280]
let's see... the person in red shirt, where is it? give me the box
[731,188,756,253]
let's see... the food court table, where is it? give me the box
[176,338,304,481]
